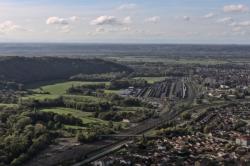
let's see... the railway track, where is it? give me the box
[72,78,198,165]
[72,107,180,166]
[72,98,250,166]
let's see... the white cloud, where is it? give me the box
[46,16,80,29]
[91,26,132,35]
[217,17,233,23]
[91,16,120,26]
[60,25,71,33]
[122,27,131,32]
[46,16,79,33]
[69,16,79,22]
[95,27,105,33]
[232,30,246,36]
[232,27,242,32]
[230,21,250,27]
[183,16,190,21]
[123,16,132,24]
[117,3,137,10]
[204,13,215,19]
[46,17,69,25]
[223,4,249,13]
[145,16,160,23]
[91,16,132,26]
[0,21,27,33]
[229,22,237,26]
[86,31,95,36]
[238,21,250,27]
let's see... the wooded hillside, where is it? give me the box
[0,57,132,84]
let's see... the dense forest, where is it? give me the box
[0,57,132,84]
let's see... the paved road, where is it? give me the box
[72,79,199,165]
[24,103,177,166]
[24,75,248,166]
[73,140,132,166]
[72,109,180,166]
[73,99,250,166]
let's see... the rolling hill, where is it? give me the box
[0,57,132,84]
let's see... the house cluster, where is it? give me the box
[236,136,250,147]
[191,104,250,142]
[119,86,137,96]
[92,133,250,166]
[206,84,248,100]
[190,65,250,100]
[194,64,250,87]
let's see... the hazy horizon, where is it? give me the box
[0,43,249,58]
[2,41,249,45]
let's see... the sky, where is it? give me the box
[0,0,250,44]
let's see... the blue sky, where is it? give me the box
[0,0,249,44]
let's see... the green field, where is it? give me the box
[40,107,108,125]
[34,81,110,95]
[104,89,121,94]
[0,103,19,109]
[40,107,127,128]
[22,94,60,101]
[134,77,166,84]
[117,106,145,112]
[41,107,93,117]
[109,56,228,65]
[23,81,110,101]
[25,80,128,128]
[64,125,87,130]
[162,59,228,65]
[63,94,107,103]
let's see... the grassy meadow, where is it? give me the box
[34,81,110,95]
[133,77,166,84]
[22,80,128,130]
